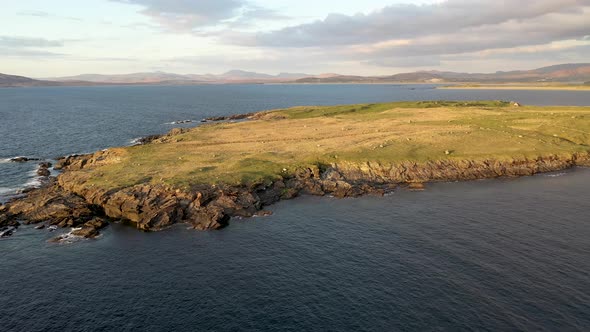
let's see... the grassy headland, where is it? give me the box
[5,100,590,233]
[77,101,590,190]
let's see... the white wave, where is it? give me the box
[545,172,568,178]
[26,169,39,178]
[0,156,28,163]
[50,229,85,244]
[165,119,196,125]
[24,177,42,188]
[0,187,20,195]
[129,138,142,146]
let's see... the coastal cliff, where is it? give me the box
[2,101,590,236]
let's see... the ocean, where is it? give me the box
[1,84,589,331]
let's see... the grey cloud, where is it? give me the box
[446,44,590,63]
[0,36,64,48]
[366,12,590,58]
[75,56,137,62]
[224,7,291,29]
[111,0,286,33]
[111,0,286,31]
[213,0,590,71]
[0,48,65,57]
[17,10,82,21]
[365,57,441,68]
[111,0,244,30]
[240,6,289,21]
[113,0,244,16]
[248,0,590,47]
[17,10,50,17]
[0,36,67,58]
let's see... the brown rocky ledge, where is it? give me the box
[2,152,589,236]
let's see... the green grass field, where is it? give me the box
[76,101,590,189]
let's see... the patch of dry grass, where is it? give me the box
[80,101,590,189]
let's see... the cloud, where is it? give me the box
[17,10,82,21]
[362,10,590,58]
[365,56,441,68]
[0,36,66,58]
[200,0,589,72]
[17,10,50,17]
[0,48,65,57]
[111,0,244,30]
[111,0,284,31]
[248,0,590,47]
[448,42,590,63]
[0,36,64,48]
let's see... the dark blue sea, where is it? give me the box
[1,84,589,331]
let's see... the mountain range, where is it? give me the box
[45,70,313,84]
[1,64,589,87]
[295,64,590,84]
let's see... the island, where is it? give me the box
[2,101,590,240]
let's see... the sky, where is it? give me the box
[1,0,589,77]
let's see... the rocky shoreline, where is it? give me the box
[2,147,589,241]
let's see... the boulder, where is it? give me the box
[36,168,51,177]
[71,226,99,238]
[191,206,230,230]
[0,213,20,228]
[10,157,38,163]
[84,217,108,229]
[322,180,353,198]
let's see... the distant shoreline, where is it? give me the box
[3,81,589,90]
[439,85,590,91]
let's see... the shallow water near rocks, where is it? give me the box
[1,85,590,331]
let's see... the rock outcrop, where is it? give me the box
[71,217,109,238]
[36,162,52,177]
[3,179,96,228]
[2,152,590,236]
[9,157,41,163]
[204,112,257,122]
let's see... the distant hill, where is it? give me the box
[0,73,88,87]
[4,63,589,87]
[296,75,376,83]
[296,63,590,83]
[48,70,312,84]
[48,72,195,84]
[219,70,274,80]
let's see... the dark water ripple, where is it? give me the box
[1,169,590,331]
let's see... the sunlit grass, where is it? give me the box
[80,101,590,189]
